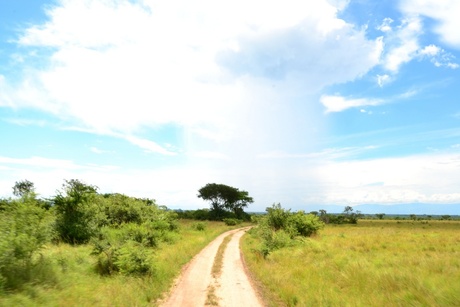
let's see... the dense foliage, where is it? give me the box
[0,179,178,292]
[0,193,55,290]
[250,203,324,257]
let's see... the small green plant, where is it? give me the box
[223,218,242,226]
[192,222,207,231]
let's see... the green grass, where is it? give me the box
[242,220,460,306]
[0,220,247,306]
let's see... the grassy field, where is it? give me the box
[0,220,245,307]
[242,220,460,306]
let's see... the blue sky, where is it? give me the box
[1,0,460,214]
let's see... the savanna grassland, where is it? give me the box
[242,219,460,306]
[0,219,244,307]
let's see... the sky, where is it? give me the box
[1,0,460,214]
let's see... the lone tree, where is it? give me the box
[197,183,253,220]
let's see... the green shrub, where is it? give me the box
[287,211,324,237]
[0,202,55,290]
[91,222,175,276]
[113,241,154,275]
[54,180,103,244]
[192,222,207,231]
[251,204,324,257]
[266,203,291,230]
[223,218,242,226]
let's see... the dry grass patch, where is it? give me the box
[242,220,460,306]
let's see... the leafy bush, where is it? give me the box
[54,180,103,244]
[251,204,324,257]
[260,229,293,257]
[288,211,324,237]
[266,203,291,230]
[91,220,177,276]
[192,222,207,231]
[223,218,242,226]
[113,241,154,275]
[0,201,55,290]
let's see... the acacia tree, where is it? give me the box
[197,183,253,220]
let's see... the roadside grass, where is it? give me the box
[242,220,460,306]
[0,220,247,306]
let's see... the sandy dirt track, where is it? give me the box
[160,227,264,307]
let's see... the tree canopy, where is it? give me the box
[13,180,35,198]
[197,183,253,219]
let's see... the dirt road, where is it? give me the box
[160,227,264,307]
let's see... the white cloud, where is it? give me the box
[377,17,394,32]
[0,155,118,172]
[382,17,422,72]
[377,74,392,87]
[2,149,460,209]
[400,0,460,49]
[420,44,440,56]
[418,44,459,69]
[123,135,176,155]
[0,0,385,156]
[320,95,383,113]
[310,152,460,205]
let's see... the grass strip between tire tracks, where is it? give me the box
[206,232,234,306]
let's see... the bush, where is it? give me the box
[91,221,177,276]
[0,202,55,290]
[113,241,154,275]
[192,222,207,231]
[287,211,324,237]
[251,204,324,257]
[223,218,242,226]
[266,203,291,230]
[54,180,103,244]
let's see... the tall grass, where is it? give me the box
[0,220,245,306]
[242,220,460,306]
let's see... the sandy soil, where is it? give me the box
[159,227,264,307]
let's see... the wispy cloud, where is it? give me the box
[258,146,378,161]
[0,155,118,171]
[381,16,422,72]
[3,117,48,127]
[320,95,384,113]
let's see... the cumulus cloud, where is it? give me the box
[0,0,386,156]
[400,0,460,49]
